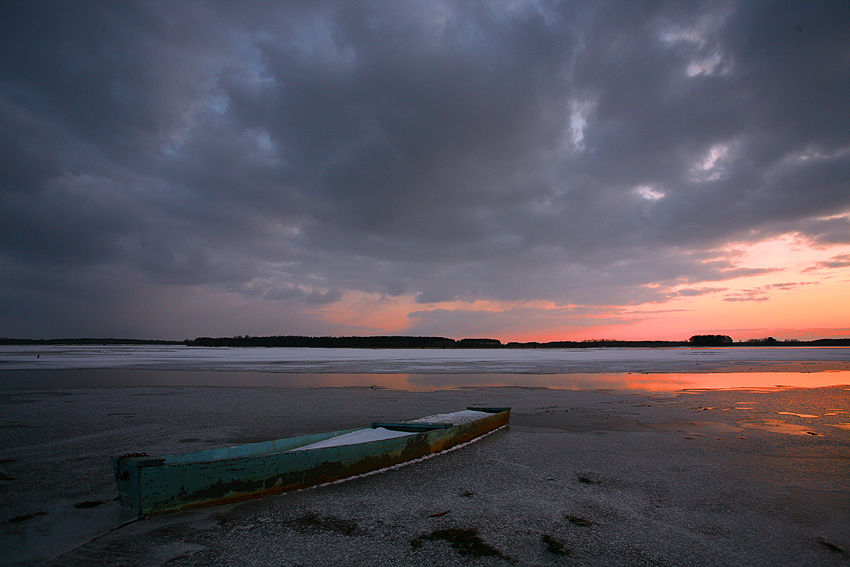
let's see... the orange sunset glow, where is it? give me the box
[308,235,850,344]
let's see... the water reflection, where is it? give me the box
[407,371,850,391]
[1,368,848,391]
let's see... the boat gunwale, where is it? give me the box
[117,408,508,468]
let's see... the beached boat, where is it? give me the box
[113,406,510,517]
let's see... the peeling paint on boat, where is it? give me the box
[113,407,510,517]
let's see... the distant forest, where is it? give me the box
[3,335,849,348]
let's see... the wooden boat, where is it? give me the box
[113,406,510,517]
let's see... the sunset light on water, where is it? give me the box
[2,345,848,392]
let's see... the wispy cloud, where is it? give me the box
[675,287,727,297]
[805,252,850,271]
[723,281,817,302]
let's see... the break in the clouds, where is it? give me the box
[1,1,849,340]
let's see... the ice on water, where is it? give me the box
[2,344,849,374]
[2,343,849,566]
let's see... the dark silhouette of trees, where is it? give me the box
[745,337,779,345]
[688,334,733,346]
[185,336,501,348]
[5,334,848,348]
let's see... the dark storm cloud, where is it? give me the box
[795,215,850,245]
[1,1,849,337]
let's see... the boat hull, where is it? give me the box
[113,407,509,516]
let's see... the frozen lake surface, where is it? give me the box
[2,385,848,566]
[3,344,850,373]
[1,346,849,565]
[1,345,849,390]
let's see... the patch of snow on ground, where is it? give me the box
[410,409,492,425]
[290,427,417,451]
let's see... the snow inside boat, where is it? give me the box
[113,407,510,516]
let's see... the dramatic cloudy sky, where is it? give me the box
[2,1,849,341]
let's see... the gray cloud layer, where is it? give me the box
[1,1,849,338]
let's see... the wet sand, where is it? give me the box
[2,383,848,566]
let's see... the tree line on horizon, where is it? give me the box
[185,336,503,348]
[2,335,849,347]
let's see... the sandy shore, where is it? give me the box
[2,382,849,566]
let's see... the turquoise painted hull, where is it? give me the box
[113,407,510,517]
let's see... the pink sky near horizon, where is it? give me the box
[18,232,846,343]
[308,235,850,343]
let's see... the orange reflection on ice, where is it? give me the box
[4,368,846,392]
[374,371,850,392]
[645,371,850,391]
